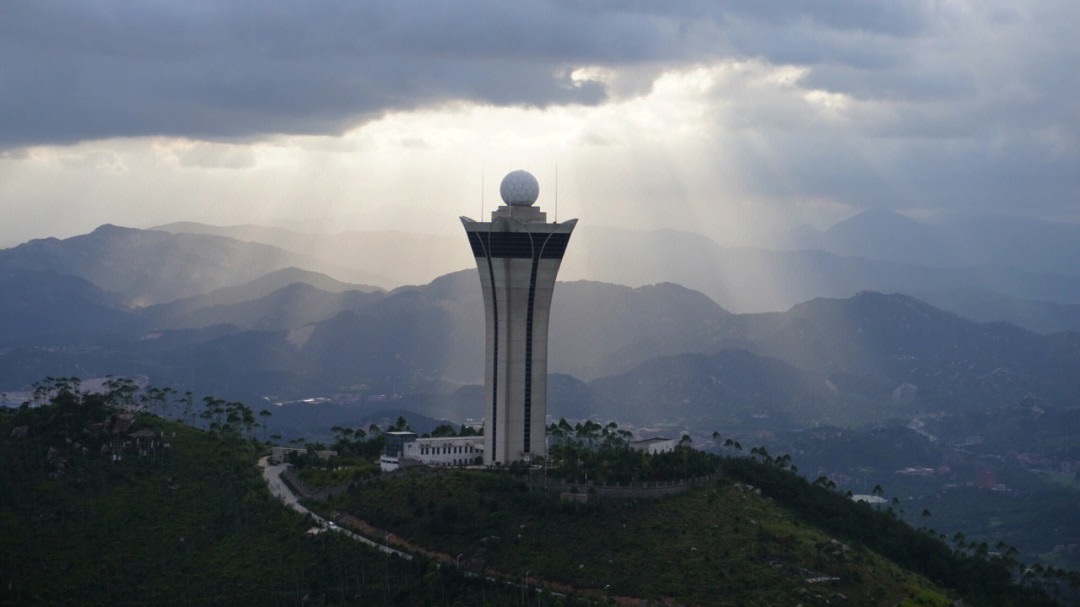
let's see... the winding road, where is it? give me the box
[258,456,410,559]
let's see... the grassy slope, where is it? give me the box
[323,470,951,607]
[0,400,536,606]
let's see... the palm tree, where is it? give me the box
[258,409,272,442]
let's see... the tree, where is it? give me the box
[430,423,458,438]
[258,409,272,441]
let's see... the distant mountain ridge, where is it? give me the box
[0,225,382,304]
[0,268,126,345]
[3,223,1080,439]
[157,221,1080,312]
[6,268,1079,440]
[135,268,380,331]
[912,288,1080,334]
[780,209,1080,276]
[152,221,457,288]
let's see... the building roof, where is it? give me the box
[413,435,484,444]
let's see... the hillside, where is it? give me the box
[764,422,1080,570]
[9,383,1065,606]
[0,384,542,606]
[137,281,383,331]
[586,349,876,431]
[138,266,378,321]
[737,292,1080,411]
[312,455,1062,606]
[0,268,127,346]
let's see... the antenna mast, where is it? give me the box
[555,163,558,223]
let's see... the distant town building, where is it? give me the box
[630,437,677,455]
[896,467,935,476]
[461,170,577,465]
[975,468,997,489]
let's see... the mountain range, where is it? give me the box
[2,222,1080,440]
[153,218,1080,314]
[779,208,1080,276]
[1,224,382,305]
[4,219,1077,578]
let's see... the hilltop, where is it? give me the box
[4,381,1071,605]
[300,438,1066,606]
[0,383,539,606]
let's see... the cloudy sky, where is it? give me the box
[2,1,1079,246]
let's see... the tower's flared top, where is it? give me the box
[500,170,539,206]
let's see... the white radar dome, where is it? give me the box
[500,170,539,206]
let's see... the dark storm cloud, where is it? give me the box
[0,0,933,148]
[4,1,1079,219]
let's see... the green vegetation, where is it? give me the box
[3,378,1071,606]
[720,456,1067,607]
[542,419,717,484]
[324,470,937,606]
[319,445,1065,607]
[293,459,380,489]
[0,379,578,606]
[766,423,1080,570]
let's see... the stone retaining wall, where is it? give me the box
[528,471,721,500]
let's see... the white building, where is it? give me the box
[403,436,484,467]
[461,170,577,465]
[630,437,677,455]
[380,431,418,472]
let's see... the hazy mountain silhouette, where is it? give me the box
[586,349,861,430]
[152,222,455,288]
[0,225,381,305]
[0,268,126,346]
[780,209,1080,276]
[730,292,1080,411]
[137,279,382,331]
[560,226,1080,312]
[4,222,1080,435]
[152,221,1080,312]
[913,288,1080,334]
[784,208,954,268]
[536,292,1080,432]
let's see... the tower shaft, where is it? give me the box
[462,209,576,465]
